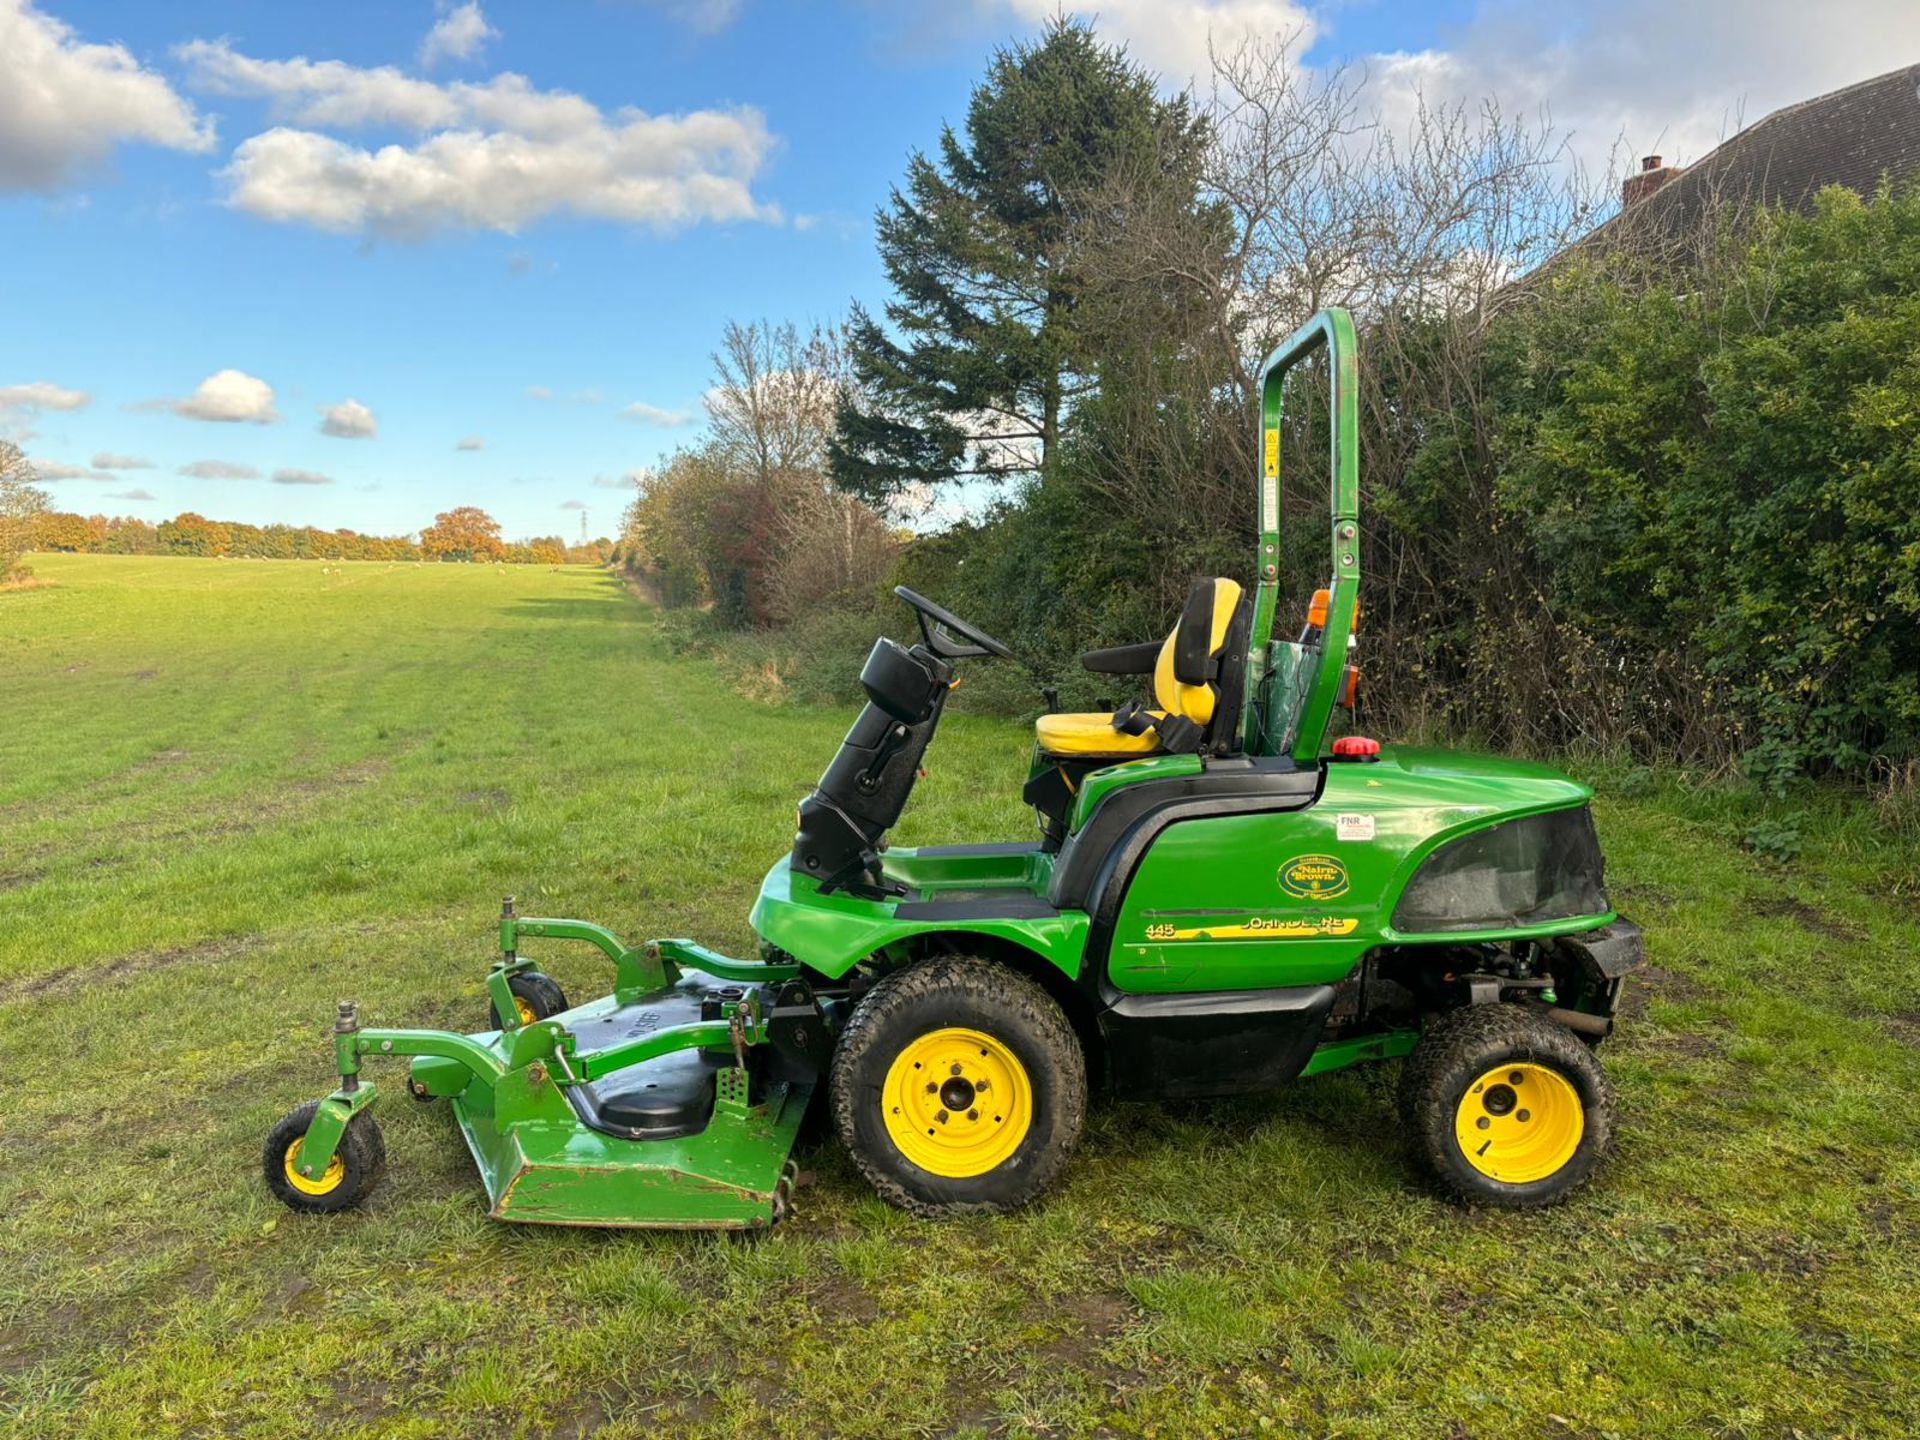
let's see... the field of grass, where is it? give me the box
[2,553,1917,1439]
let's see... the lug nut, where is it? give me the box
[1476,1117,1490,1130]
[968,1109,979,1121]
[1516,1109,1531,1122]
[950,1063,963,1076]
[935,1110,949,1124]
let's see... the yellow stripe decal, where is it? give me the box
[1143,917,1359,942]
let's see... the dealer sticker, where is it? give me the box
[1335,813,1376,842]
[1278,854,1350,900]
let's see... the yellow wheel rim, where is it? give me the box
[1454,1062,1584,1183]
[882,1027,1032,1178]
[283,1137,345,1196]
[515,997,536,1026]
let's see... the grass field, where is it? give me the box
[2,554,1917,1439]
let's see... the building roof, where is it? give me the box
[1608,62,1920,241]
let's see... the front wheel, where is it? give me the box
[1400,1004,1615,1208]
[488,970,569,1031]
[830,956,1085,1217]
[263,1100,387,1215]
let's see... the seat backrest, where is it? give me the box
[1153,577,1244,729]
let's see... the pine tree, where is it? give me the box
[829,20,1209,506]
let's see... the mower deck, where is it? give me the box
[426,974,808,1229]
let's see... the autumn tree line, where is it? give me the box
[0,461,612,575]
[619,20,1919,792]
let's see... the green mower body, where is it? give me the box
[267,308,1641,1228]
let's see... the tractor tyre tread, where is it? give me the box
[830,955,1085,1219]
[489,971,570,1031]
[263,1098,388,1215]
[1400,1003,1615,1210]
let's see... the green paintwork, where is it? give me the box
[493,914,800,1008]
[1069,754,1202,831]
[446,1060,807,1228]
[288,965,805,1227]
[1109,747,1612,993]
[1296,1028,1419,1076]
[751,859,1089,982]
[1251,308,1361,763]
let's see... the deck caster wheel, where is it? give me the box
[264,1100,387,1215]
[1401,1004,1614,1209]
[830,955,1085,1218]
[488,971,569,1031]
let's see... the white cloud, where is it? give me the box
[421,2,498,68]
[0,0,213,192]
[91,452,153,469]
[525,385,553,399]
[1355,2,1920,174]
[271,467,332,486]
[179,39,781,239]
[171,369,280,424]
[319,397,378,438]
[640,0,742,34]
[107,487,156,501]
[178,459,261,479]
[964,1,1920,184]
[0,380,90,413]
[620,401,693,426]
[978,0,1315,85]
[592,470,645,488]
[455,435,485,451]
[28,458,111,480]
[559,499,587,510]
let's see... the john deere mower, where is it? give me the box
[266,308,1642,1227]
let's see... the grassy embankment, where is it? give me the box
[1,554,1915,1438]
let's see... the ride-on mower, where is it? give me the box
[266,308,1643,1227]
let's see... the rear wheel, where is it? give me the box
[830,956,1085,1217]
[1401,1004,1614,1208]
[488,971,569,1031]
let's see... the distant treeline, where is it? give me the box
[32,509,613,567]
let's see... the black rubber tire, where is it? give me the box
[263,1099,388,1215]
[488,970,569,1031]
[830,955,1086,1218]
[1401,1004,1615,1209]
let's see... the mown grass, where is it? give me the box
[1,554,1916,1439]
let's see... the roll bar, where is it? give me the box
[1248,307,1361,763]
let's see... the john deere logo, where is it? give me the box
[1279,854,1350,900]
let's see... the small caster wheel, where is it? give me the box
[264,1100,387,1215]
[488,971,570,1031]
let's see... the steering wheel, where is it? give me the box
[893,586,1014,660]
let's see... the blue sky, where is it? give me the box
[4,0,1916,541]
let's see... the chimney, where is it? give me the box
[1622,154,1678,207]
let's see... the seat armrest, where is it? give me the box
[1080,640,1162,675]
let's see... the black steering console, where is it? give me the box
[891,586,1013,660]
[790,589,1007,898]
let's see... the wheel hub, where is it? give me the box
[882,1027,1031,1178]
[1453,1062,1583,1183]
[283,1137,345,1196]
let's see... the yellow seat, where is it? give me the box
[1033,710,1167,757]
[1035,578,1244,759]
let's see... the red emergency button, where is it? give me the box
[1331,736,1381,761]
